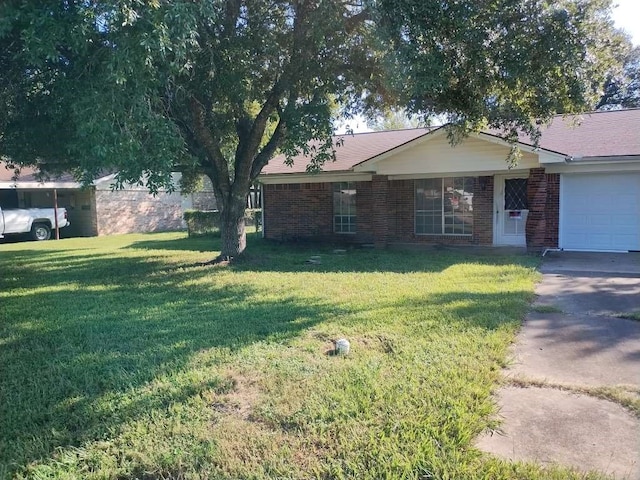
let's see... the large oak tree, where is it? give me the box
[0,0,624,258]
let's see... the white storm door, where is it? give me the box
[494,175,529,246]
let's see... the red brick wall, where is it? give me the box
[387,179,414,241]
[545,173,560,248]
[262,182,374,243]
[473,176,494,245]
[263,176,495,246]
[95,188,186,235]
[372,175,389,247]
[384,177,493,246]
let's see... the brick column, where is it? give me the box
[372,175,389,248]
[526,168,547,250]
[473,176,494,245]
[545,174,560,248]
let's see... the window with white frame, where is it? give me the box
[333,182,356,233]
[415,177,474,235]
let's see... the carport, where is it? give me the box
[0,167,98,237]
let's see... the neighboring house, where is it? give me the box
[259,109,640,252]
[0,167,217,237]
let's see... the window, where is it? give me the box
[333,182,356,233]
[416,177,474,235]
[504,178,528,210]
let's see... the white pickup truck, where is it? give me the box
[0,207,70,241]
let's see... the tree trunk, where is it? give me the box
[219,199,247,259]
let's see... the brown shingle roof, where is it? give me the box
[0,163,80,183]
[262,128,433,174]
[533,109,640,158]
[262,109,640,175]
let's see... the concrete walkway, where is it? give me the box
[477,252,640,479]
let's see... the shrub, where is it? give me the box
[245,209,262,231]
[184,210,220,237]
[184,209,262,237]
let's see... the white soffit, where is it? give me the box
[0,181,82,189]
[259,172,373,185]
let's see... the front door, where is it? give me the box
[494,175,529,246]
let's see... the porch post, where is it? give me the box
[371,175,389,248]
[526,168,547,250]
[53,188,60,240]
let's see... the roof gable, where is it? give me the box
[262,128,432,175]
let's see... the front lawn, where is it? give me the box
[0,233,603,479]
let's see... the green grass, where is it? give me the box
[614,311,640,321]
[530,304,563,314]
[0,233,609,479]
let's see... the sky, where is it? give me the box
[612,0,640,45]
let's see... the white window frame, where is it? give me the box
[333,182,356,234]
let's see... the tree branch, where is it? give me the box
[188,96,231,199]
[250,116,287,181]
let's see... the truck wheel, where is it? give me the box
[31,223,51,241]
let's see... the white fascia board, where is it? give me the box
[476,132,566,164]
[387,168,532,181]
[258,172,373,185]
[537,151,567,164]
[0,181,82,189]
[546,161,640,174]
[92,173,119,185]
[564,155,640,163]
[351,128,444,172]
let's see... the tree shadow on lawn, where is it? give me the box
[126,232,218,252]
[0,238,536,476]
[0,254,344,476]
[128,233,538,275]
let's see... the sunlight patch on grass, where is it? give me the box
[0,233,599,479]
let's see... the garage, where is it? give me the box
[560,173,640,252]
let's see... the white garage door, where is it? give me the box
[561,173,640,252]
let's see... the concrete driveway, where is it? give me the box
[477,252,640,479]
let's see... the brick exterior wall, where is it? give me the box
[526,168,548,250]
[372,175,389,247]
[545,173,560,248]
[263,176,496,246]
[263,182,374,243]
[383,177,493,246]
[524,168,561,250]
[95,187,187,236]
[472,176,494,245]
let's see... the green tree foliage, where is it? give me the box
[367,108,422,131]
[0,0,625,257]
[376,0,626,144]
[596,42,640,110]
